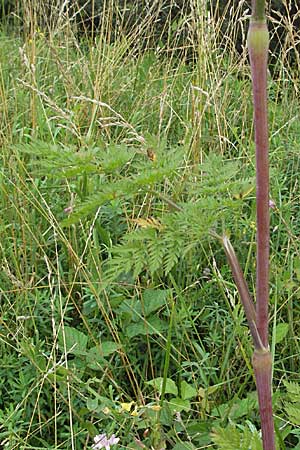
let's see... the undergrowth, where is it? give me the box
[0,1,300,449]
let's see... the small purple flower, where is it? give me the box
[92,434,119,450]
[64,205,73,214]
[269,199,276,210]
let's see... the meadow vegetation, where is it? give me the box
[0,1,300,449]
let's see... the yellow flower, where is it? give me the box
[120,401,134,412]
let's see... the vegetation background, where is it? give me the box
[0,1,300,449]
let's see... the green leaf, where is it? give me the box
[284,380,300,401]
[173,443,195,450]
[83,421,99,437]
[211,425,262,450]
[58,326,88,355]
[212,393,258,420]
[186,422,211,446]
[142,289,169,316]
[86,342,121,369]
[285,403,300,425]
[169,397,191,412]
[274,322,289,344]
[100,144,136,172]
[294,257,300,280]
[125,317,167,338]
[180,381,197,400]
[160,401,173,426]
[101,341,122,356]
[117,289,169,322]
[86,397,99,411]
[147,377,178,396]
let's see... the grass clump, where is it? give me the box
[0,1,300,449]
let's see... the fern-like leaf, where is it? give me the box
[211,425,262,450]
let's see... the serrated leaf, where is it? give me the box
[180,381,197,400]
[285,403,300,425]
[131,217,163,230]
[211,425,262,450]
[284,380,300,401]
[58,326,88,355]
[100,144,136,172]
[61,165,177,226]
[274,322,289,344]
[147,377,178,396]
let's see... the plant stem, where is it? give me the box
[251,0,266,21]
[248,0,269,351]
[221,236,263,351]
[248,1,275,449]
[220,1,276,448]
[252,348,274,449]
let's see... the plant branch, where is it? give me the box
[221,236,264,351]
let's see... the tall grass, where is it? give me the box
[0,1,300,448]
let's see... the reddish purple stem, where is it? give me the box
[248,20,270,349]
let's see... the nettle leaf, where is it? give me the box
[58,326,88,356]
[274,322,289,344]
[147,377,178,396]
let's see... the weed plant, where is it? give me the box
[0,1,300,449]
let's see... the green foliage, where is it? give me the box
[17,141,136,178]
[274,322,289,344]
[211,424,263,450]
[116,288,170,338]
[18,138,252,285]
[102,162,248,282]
[284,381,300,426]
[0,4,300,448]
[147,377,178,396]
